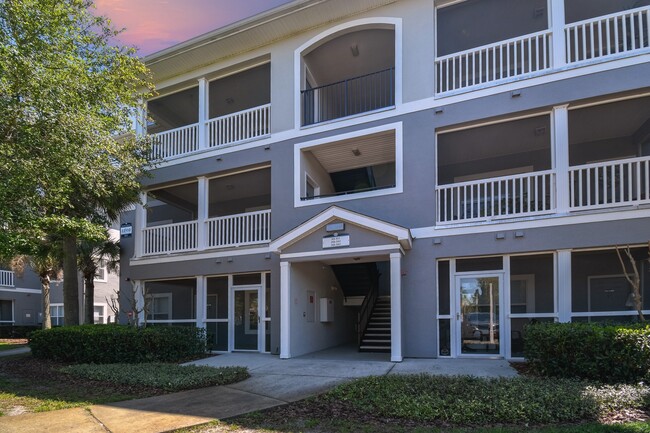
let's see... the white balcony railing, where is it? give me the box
[435,30,552,94]
[207,209,271,248]
[142,221,198,256]
[208,104,271,148]
[0,270,14,287]
[436,170,556,224]
[569,156,650,211]
[566,6,650,64]
[150,123,199,160]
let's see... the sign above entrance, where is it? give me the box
[322,233,350,249]
[120,223,133,238]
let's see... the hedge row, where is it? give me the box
[29,325,207,364]
[524,322,650,383]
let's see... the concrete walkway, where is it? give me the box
[0,346,30,357]
[0,347,517,433]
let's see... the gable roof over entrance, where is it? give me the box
[270,206,412,253]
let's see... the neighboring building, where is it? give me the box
[0,229,121,326]
[118,0,650,361]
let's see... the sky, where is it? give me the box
[93,0,292,56]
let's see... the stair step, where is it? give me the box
[362,340,391,344]
[359,345,391,352]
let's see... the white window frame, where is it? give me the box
[0,299,14,324]
[94,260,108,283]
[50,303,64,326]
[146,293,173,322]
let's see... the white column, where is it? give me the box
[197,177,208,251]
[198,77,209,149]
[280,261,291,359]
[553,104,570,214]
[135,101,147,136]
[134,280,145,326]
[390,252,403,362]
[550,0,567,69]
[557,250,572,322]
[196,276,206,328]
[134,192,147,258]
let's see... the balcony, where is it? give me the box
[138,167,271,257]
[148,64,271,161]
[300,26,395,126]
[435,0,650,95]
[436,96,650,225]
[0,270,14,288]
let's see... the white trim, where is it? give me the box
[271,205,411,253]
[293,17,403,130]
[293,122,404,208]
[130,246,270,266]
[280,244,402,261]
[557,250,572,322]
[280,261,291,359]
[0,287,41,294]
[412,207,650,239]
[390,252,403,362]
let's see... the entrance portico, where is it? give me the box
[270,206,412,362]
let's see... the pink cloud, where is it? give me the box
[93,0,291,56]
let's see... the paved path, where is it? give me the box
[0,346,30,357]
[0,348,517,433]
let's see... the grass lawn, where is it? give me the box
[0,353,248,417]
[174,374,650,433]
[0,339,28,352]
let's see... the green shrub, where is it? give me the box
[29,325,207,363]
[524,322,650,383]
[61,363,249,391]
[325,374,641,425]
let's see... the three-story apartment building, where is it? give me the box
[118,0,650,362]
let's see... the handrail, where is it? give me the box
[301,67,395,93]
[435,29,552,61]
[357,281,379,347]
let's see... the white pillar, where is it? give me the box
[134,280,145,326]
[550,0,567,69]
[390,252,403,362]
[197,177,208,251]
[196,276,206,328]
[553,104,570,214]
[198,77,209,149]
[280,261,291,359]
[135,101,147,136]
[557,250,572,322]
[134,192,147,258]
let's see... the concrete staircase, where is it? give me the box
[359,296,391,352]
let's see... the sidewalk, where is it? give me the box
[0,349,517,433]
[0,347,30,357]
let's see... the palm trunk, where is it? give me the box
[62,235,80,326]
[84,273,95,324]
[41,275,51,330]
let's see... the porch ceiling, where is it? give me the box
[308,130,395,173]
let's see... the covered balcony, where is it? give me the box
[300,26,395,126]
[138,167,271,256]
[147,64,271,160]
[436,96,650,225]
[435,0,650,95]
[0,270,14,288]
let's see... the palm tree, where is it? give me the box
[77,232,120,324]
[10,241,62,329]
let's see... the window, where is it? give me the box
[93,305,106,324]
[50,304,64,326]
[0,300,13,323]
[147,293,172,321]
[94,260,107,282]
[305,175,319,199]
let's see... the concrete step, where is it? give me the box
[359,345,391,352]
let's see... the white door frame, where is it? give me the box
[230,283,264,352]
[452,271,506,358]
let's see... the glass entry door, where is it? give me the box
[456,275,502,356]
[234,289,260,350]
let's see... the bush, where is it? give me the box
[524,322,650,383]
[61,363,249,391]
[0,325,40,339]
[325,374,644,425]
[29,325,207,363]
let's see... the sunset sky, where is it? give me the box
[93,0,292,56]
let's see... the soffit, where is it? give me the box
[145,0,399,84]
[308,130,395,173]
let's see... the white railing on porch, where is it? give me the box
[150,123,199,160]
[436,170,556,224]
[565,6,650,64]
[0,270,14,287]
[435,30,552,94]
[207,209,271,248]
[569,156,650,210]
[142,221,198,256]
[208,104,271,148]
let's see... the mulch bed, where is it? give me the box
[0,339,28,345]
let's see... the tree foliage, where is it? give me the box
[0,0,155,324]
